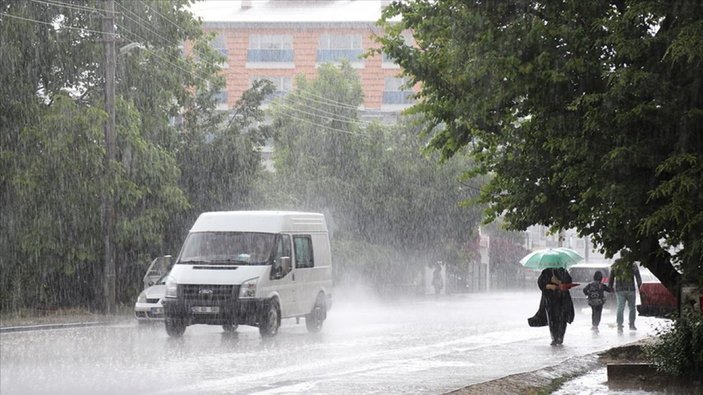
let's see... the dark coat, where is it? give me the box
[528,293,548,327]
[537,268,575,324]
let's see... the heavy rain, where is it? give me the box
[1,1,702,395]
[0,289,668,394]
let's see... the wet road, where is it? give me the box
[0,290,667,395]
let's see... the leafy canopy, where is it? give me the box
[0,0,269,310]
[376,0,703,290]
[259,63,483,288]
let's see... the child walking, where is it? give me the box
[583,271,612,331]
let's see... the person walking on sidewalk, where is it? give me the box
[537,267,575,345]
[432,261,444,296]
[583,270,612,332]
[608,257,642,331]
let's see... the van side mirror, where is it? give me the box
[281,257,291,273]
[272,257,291,279]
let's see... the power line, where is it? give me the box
[117,26,215,86]
[1,7,214,86]
[137,0,183,32]
[0,11,118,36]
[294,89,363,111]
[277,110,370,138]
[5,3,385,126]
[28,0,117,14]
[275,100,369,127]
[115,0,224,72]
[114,1,173,46]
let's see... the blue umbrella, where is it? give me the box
[520,247,584,271]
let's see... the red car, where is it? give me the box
[637,268,678,317]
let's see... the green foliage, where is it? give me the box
[260,63,483,288]
[376,0,703,292]
[0,0,267,311]
[645,311,703,379]
[2,96,105,308]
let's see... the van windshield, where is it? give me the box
[178,232,275,265]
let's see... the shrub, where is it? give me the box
[645,311,703,379]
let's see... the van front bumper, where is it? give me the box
[163,297,267,327]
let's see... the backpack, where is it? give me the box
[587,283,604,307]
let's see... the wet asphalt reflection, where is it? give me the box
[0,290,667,395]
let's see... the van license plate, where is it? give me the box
[192,306,219,314]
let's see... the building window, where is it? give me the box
[382,77,415,105]
[248,34,294,63]
[317,34,363,64]
[198,32,229,68]
[213,89,228,110]
[250,76,292,102]
[212,32,228,57]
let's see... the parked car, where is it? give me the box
[568,262,613,307]
[637,267,677,318]
[135,273,167,323]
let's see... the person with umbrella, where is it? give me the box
[522,248,580,346]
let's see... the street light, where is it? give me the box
[119,42,145,55]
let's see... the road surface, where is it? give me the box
[0,290,665,394]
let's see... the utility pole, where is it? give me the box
[558,229,565,247]
[102,0,116,314]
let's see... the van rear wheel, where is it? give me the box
[259,299,280,337]
[305,295,326,333]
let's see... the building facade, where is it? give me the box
[190,0,414,114]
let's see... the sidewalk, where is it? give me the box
[448,339,701,395]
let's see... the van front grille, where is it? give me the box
[180,284,237,304]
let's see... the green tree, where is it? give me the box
[376,0,703,293]
[0,0,264,311]
[259,63,483,289]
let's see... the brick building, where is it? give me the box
[190,0,414,116]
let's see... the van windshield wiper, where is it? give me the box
[208,258,250,265]
[179,260,211,265]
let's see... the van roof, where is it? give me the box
[190,211,327,233]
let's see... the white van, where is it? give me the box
[161,211,333,337]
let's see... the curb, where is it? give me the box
[0,321,109,333]
[445,353,603,395]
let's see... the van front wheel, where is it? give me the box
[165,317,186,337]
[259,299,280,337]
[305,296,326,333]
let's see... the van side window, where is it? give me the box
[293,236,314,268]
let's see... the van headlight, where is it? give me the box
[239,278,258,299]
[137,291,146,303]
[165,276,178,298]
